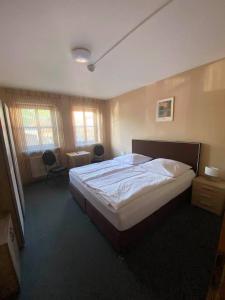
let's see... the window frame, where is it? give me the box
[72,108,99,147]
[19,104,60,153]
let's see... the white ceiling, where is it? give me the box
[0,0,225,99]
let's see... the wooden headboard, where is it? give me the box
[132,140,201,174]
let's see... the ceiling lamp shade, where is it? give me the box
[71,1,173,72]
[71,48,91,63]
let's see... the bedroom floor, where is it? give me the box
[17,178,222,300]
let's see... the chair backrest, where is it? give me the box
[42,150,56,166]
[93,144,104,156]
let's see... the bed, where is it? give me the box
[69,140,201,251]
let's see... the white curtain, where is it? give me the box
[0,88,109,183]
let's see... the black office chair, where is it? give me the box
[42,150,67,180]
[92,144,104,163]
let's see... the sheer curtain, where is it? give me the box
[1,89,65,183]
[0,88,109,183]
[10,103,62,152]
[71,97,105,148]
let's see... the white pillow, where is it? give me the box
[113,153,152,165]
[142,158,191,177]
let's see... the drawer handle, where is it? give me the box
[201,186,216,192]
[199,200,213,207]
[199,193,211,198]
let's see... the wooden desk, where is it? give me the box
[66,151,91,168]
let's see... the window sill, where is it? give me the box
[76,142,100,147]
[23,146,59,156]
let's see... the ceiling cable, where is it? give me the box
[87,0,174,72]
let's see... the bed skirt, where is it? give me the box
[69,183,191,251]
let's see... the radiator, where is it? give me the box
[29,153,59,178]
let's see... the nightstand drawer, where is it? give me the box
[192,192,225,215]
[193,186,224,201]
[193,182,222,195]
[192,176,225,216]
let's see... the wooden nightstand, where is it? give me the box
[192,176,225,216]
[66,151,91,168]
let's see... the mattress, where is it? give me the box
[69,168,195,231]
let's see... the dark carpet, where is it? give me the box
[17,179,222,300]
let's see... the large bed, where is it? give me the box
[69,140,201,251]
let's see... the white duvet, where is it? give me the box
[69,159,131,182]
[85,165,174,210]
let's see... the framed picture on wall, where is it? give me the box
[156,97,174,122]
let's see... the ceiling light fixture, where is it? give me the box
[87,64,95,72]
[86,0,174,72]
[71,48,91,63]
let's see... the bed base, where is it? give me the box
[69,183,191,252]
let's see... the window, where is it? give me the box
[72,109,99,146]
[21,106,60,152]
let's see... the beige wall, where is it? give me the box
[108,58,225,178]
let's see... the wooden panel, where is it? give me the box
[132,139,201,173]
[0,100,24,247]
[0,215,20,299]
[3,103,25,215]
